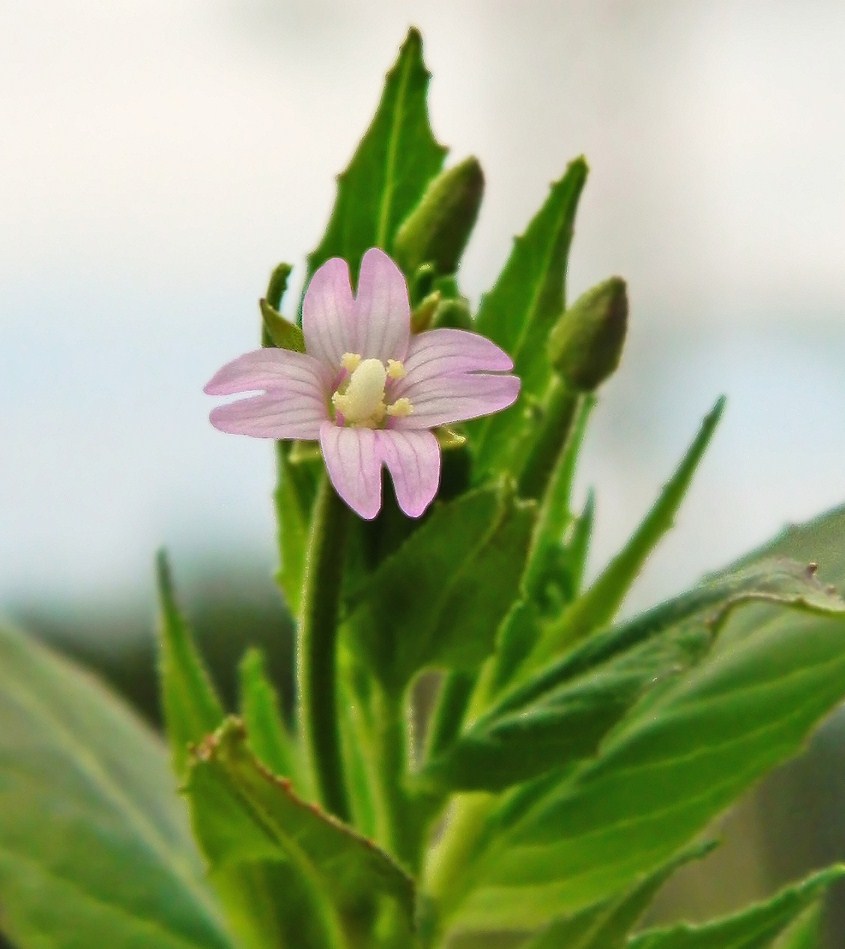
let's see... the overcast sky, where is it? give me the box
[3,0,845,619]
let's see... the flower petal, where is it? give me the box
[302,257,356,368]
[204,348,330,395]
[210,393,325,439]
[319,421,383,520]
[376,429,440,518]
[398,328,514,391]
[353,248,411,361]
[393,373,521,430]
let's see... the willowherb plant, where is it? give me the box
[2,27,845,949]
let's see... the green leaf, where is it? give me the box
[274,444,320,616]
[532,396,725,663]
[469,157,588,479]
[238,648,301,785]
[307,28,447,278]
[521,393,595,611]
[345,485,536,694]
[0,623,232,949]
[157,550,226,778]
[186,718,416,949]
[450,542,845,928]
[261,299,305,352]
[524,841,717,949]
[424,558,845,793]
[627,866,845,949]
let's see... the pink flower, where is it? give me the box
[205,248,520,520]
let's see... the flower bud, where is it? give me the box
[432,297,473,331]
[393,156,484,276]
[548,277,628,391]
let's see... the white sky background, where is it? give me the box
[3,0,845,618]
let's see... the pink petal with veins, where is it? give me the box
[302,257,356,367]
[353,248,411,362]
[394,373,521,430]
[319,421,383,520]
[204,348,330,395]
[399,328,514,389]
[377,429,441,517]
[210,392,326,439]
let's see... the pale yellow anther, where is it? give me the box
[387,397,413,418]
[386,359,406,380]
[341,352,362,372]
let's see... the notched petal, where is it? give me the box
[302,257,356,367]
[319,421,383,520]
[353,248,411,362]
[377,429,441,518]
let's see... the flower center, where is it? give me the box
[331,353,413,428]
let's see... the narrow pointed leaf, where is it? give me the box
[470,158,588,478]
[0,624,232,949]
[157,550,225,778]
[627,866,845,949]
[186,719,416,948]
[345,485,536,694]
[533,396,725,663]
[424,558,845,792]
[449,523,845,928]
[524,841,717,949]
[238,648,301,785]
[307,28,447,278]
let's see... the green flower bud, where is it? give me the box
[548,277,628,391]
[393,156,484,276]
[432,297,473,331]
[411,290,441,333]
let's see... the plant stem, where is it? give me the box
[297,476,351,822]
[423,793,493,940]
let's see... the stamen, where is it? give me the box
[387,397,413,418]
[341,352,362,372]
[386,359,406,380]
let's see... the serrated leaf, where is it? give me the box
[524,841,717,949]
[469,158,588,479]
[627,866,845,949]
[157,550,226,778]
[532,397,725,663]
[345,485,536,694]
[238,648,301,786]
[186,718,416,949]
[0,624,232,949]
[307,28,447,279]
[425,558,845,793]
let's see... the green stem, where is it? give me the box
[297,477,351,822]
[423,793,493,941]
